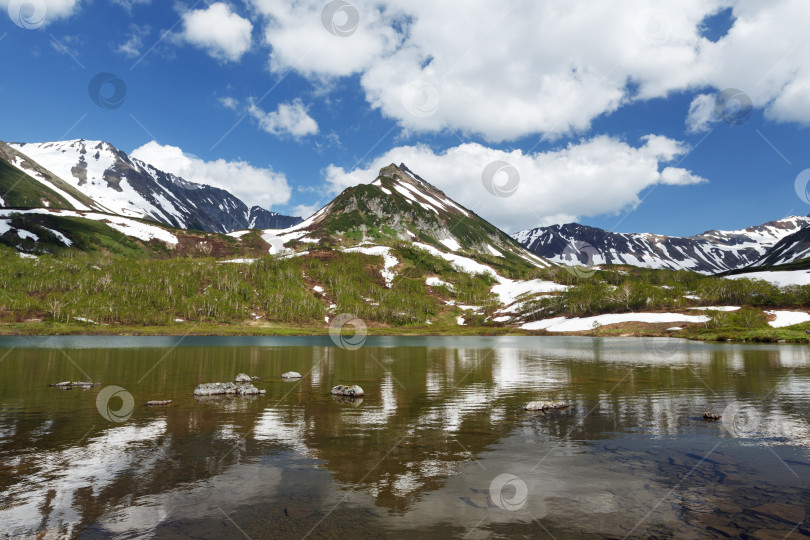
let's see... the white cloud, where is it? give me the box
[685,93,717,133]
[249,0,810,141]
[130,141,292,210]
[1,0,80,26]
[116,24,151,58]
[111,0,150,12]
[252,0,401,78]
[249,99,319,138]
[323,136,707,233]
[181,2,253,62]
[219,96,239,110]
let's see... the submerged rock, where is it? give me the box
[331,384,364,397]
[524,401,570,411]
[146,400,173,407]
[331,395,364,406]
[194,382,266,396]
[49,381,100,389]
[281,372,303,379]
[703,412,722,420]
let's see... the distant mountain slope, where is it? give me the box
[6,139,301,233]
[0,141,101,211]
[747,226,810,269]
[513,217,810,274]
[0,208,273,258]
[262,163,549,272]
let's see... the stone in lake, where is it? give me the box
[49,381,100,389]
[282,372,303,379]
[524,401,570,411]
[146,400,173,407]
[331,384,364,397]
[194,382,266,396]
[234,373,252,383]
[331,395,364,406]
[703,412,722,420]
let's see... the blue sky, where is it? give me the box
[1,0,809,236]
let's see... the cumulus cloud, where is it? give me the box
[323,135,707,233]
[0,0,81,26]
[249,0,810,141]
[248,99,319,138]
[181,2,253,62]
[130,141,291,210]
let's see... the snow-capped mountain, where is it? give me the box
[259,163,549,269]
[4,139,301,233]
[513,217,810,274]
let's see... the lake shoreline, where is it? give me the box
[1,320,809,343]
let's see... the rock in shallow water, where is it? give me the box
[703,412,722,420]
[282,372,303,379]
[524,401,570,411]
[194,382,266,396]
[49,381,101,389]
[331,385,364,397]
[234,373,252,383]
[146,400,173,407]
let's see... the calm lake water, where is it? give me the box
[0,336,809,539]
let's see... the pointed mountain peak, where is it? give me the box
[273,164,548,269]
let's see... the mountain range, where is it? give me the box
[2,137,810,276]
[512,217,810,274]
[0,139,301,233]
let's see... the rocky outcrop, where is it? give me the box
[49,381,100,389]
[193,382,266,396]
[331,385,364,397]
[524,401,569,411]
[146,400,173,407]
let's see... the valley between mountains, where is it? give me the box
[2,138,810,342]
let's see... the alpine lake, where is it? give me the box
[1,336,809,539]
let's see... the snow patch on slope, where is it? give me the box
[521,313,710,332]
